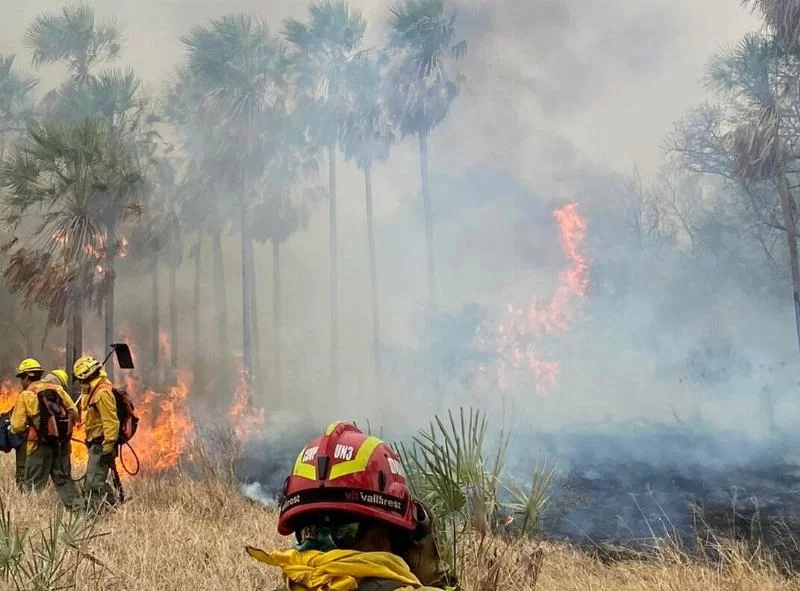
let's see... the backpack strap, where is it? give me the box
[85,378,113,408]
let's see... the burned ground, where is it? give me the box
[235,421,800,569]
[529,426,800,570]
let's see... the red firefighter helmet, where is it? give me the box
[277,421,416,536]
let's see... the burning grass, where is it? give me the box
[0,367,265,481]
[0,453,797,590]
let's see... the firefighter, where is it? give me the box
[9,358,81,509]
[8,358,41,489]
[246,421,453,591]
[43,368,71,392]
[72,355,119,509]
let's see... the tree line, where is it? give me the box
[0,0,466,402]
[2,0,800,411]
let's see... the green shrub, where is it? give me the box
[0,499,111,591]
[396,407,554,584]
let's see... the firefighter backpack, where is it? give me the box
[36,389,73,445]
[112,387,139,443]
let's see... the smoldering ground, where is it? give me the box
[3,0,799,559]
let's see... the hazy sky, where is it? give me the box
[0,0,760,181]
[0,0,767,424]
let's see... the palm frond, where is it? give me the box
[0,54,38,130]
[385,0,466,135]
[24,2,120,77]
[704,32,779,109]
[340,54,396,168]
[729,106,782,182]
[745,0,800,53]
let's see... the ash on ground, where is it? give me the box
[520,424,800,569]
[235,419,800,568]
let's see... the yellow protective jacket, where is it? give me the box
[80,376,119,453]
[10,381,79,452]
[245,547,445,591]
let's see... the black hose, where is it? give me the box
[118,441,140,476]
[67,437,141,480]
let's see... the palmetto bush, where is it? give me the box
[0,498,113,591]
[396,407,554,587]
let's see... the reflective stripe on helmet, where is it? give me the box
[329,436,382,480]
[292,448,316,480]
[292,435,383,481]
[325,421,344,436]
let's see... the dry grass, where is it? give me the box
[1,455,799,590]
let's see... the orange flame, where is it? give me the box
[3,339,266,480]
[124,374,194,471]
[70,372,194,479]
[0,380,17,414]
[66,364,264,479]
[228,368,265,445]
[488,202,590,394]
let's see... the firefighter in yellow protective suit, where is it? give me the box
[73,355,119,509]
[246,422,454,591]
[9,359,81,509]
[7,360,39,489]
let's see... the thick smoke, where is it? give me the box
[4,0,798,549]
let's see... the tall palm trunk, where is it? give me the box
[70,303,83,394]
[151,254,160,382]
[328,144,339,396]
[65,314,74,395]
[192,234,202,365]
[169,261,178,383]
[252,262,261,395]
[272,240,282,402]
[777,171,800,350]
[25,307,33,354]
[241,201,254,394]
[212,228,228,349]
[212,227,228,405]
[104,234,116,382]
[67,268,84,395]
[419,130,437,315]
[364,164,382,389]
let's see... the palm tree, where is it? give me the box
[166,71,232,388]
[252,187,316,402]
[0,54,38,157]
[745,1,800,53]
[705,32,800,349]
[67,68,155,380]
[0,118,143,385]
[341,54,396,386]
[24,2,120,90]
[386,0,466,314]
[23,4,151,381]
[283,0,367,396]
[181,14,288,397]
[250,113,320,400]
[125,176,181,385]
